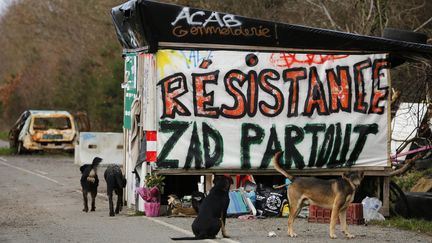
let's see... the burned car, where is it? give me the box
[9,110,78,154]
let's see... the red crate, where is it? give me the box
[323,208,332,218]
[309,205,317,218]
[346,203,363,221]
[346,218,365,225]
[317,210,323,217]
[307,203,364,225]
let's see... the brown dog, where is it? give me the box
[273,151,364,239]
[167,194,197,217]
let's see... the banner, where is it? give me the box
[155,50,390,169]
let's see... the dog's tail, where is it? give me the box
[92,157,103,168]
[272,151,295,181]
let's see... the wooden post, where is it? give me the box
[381,176,390,217]
[376,176,382,199]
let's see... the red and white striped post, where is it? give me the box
[146,131,157,162]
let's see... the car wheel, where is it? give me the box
[404,192,432,220]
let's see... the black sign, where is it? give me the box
[111,0,432,61]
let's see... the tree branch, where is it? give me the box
[390,152,425,176]
[305,0,340,30]
[415,16,432,32]
[318,1,339,29]
[366,0,374,21]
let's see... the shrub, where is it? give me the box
[393,168,432,192]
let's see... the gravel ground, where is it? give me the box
[161,215,431,243]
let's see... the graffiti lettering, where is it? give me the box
[158,120,379,169]
[241,123,265,169]
[202,122,224,168]
[156,51,389,169]
[270,53,349,68]
[157,73,191,119]
[171,7,241,27]
[172,25,271,38]
[170,7,271,38]
[283,68,307,117]
[353,59,371,113]
[303,67,329,116]
[221,70,248,118]
[192,71,219,118]
[369,59,389,114]
[157,58,389,119]
[158,121,223,169]
[181,51,214,69]
[156,121,190,168]
[326,66,352,113]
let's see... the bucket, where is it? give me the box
[145,202,160,217]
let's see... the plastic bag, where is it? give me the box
[244,191,256,205]
[362,196,385,222]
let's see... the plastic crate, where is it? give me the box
[308,203,364,225]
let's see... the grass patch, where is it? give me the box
[0,147,14,155]
[0,131,8,141]
[370,217,432,235]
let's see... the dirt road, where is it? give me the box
[0,154,431,243]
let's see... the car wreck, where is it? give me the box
[8,110,77,154]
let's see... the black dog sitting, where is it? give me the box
[172,175,233,240]
[104,164,126,217]
[80,157,102,212]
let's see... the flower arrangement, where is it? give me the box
[144,174,165,193]
[136,174,165,203]
[136,186,160,203]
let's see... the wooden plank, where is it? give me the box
[386,68,392,167]
[154,167,392,176]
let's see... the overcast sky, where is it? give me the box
[0,0,13,15]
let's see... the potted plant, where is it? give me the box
[136,174,165,217]
[145,174,165,194]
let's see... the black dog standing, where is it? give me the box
[172,175,233,240]
[104,164,126,217]
[80,157,102,212]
